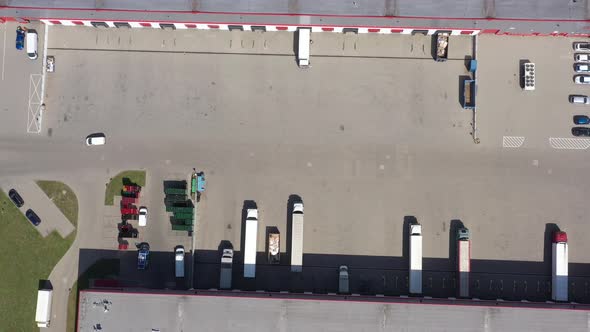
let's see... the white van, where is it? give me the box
[26,31,38,60]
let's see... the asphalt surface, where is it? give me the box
[1,25,590,331]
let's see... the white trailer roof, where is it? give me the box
[244,219,258,277]
[291,214,304,271]
[35,290,52,323]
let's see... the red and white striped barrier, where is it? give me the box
[40,19,480,36]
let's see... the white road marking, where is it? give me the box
[27,74,42,133]
[2,24,6,80]
[549,137,590,150]
[502,136,525,148]
[40,23,48,104]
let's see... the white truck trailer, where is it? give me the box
[409,223,423,295]
[298,28,311,68]
[244,209,258,278]
[220,248,234,289]
[35,288,53,327]
[291,202,304,272]
[552,231,568,302]
[457,228,471,298]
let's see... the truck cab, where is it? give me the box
[338,265,350,294]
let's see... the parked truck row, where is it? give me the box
[223,214,569,301]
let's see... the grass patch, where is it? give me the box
[36,180,79,227]
[66,259,119,332]
[104,170,146,205]
[0,190,74,332]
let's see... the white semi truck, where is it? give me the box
[457,228,471,298]
[298,28,311,68]
[552,231,568,302]
[220,248,234,289]
[409,223,423,295]
[244,209,258,278]
[291,202,304,272]
[35,288,53,328]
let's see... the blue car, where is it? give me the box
[25,209,41,226]
[573,115,590,125]
[15,26,24,50]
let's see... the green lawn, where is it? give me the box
[104,170,146,205]
[0,190,74,332]
[36,181,79,227]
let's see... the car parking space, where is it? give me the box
[0,21,46,136]
[476,35,590,149]
[0,179,74,237]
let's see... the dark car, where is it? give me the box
[572,127,590,136]
[8,189,24,207]
[25,209,41,226]
[574,115,590,125]
[137,242,150,270]
[15,26,24,50]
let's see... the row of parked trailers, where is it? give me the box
[242,202,305,278]
[409,223,569,301]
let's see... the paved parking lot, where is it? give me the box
[4,26,590,302]
[0,21,46,135]
[477,35,590,149]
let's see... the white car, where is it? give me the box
[138,207,148,226]
[575,63,590,73]
[574,75,590,84]
[575,53,590,62]
[574,42,590,51]
[85,134,106,146]
[569,95,590,104]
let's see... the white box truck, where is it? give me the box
[220,248,234,289]
[298,28,311,68]
[457,228,470,298]
[291,202,304,272]
[35,288,53,327]
[338,265,349,294]
[409,223,423,295]
[552,231,568,302]
[175,246,185,278]
[244,209,258,278]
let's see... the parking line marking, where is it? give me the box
[2,24,6,80]
[502,136,525,148]
[549,137,590,150]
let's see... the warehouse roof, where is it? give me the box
[78,290,590,331]
[6,0,590,21]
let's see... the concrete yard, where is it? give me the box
[2,25,590,305]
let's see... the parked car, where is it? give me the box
[25,209,41,226]
[575,63,590,73]
[572,127,590,136]
[570,95,590,104]
[138,207,148,227]
[574,75,590,84]
[137,242,150,270]
[15,26,24,50]
[85,133,106,146]
[574,42,590,51]
[575,53,590,62]
[8,189,24,207]
[574,115,590,125]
